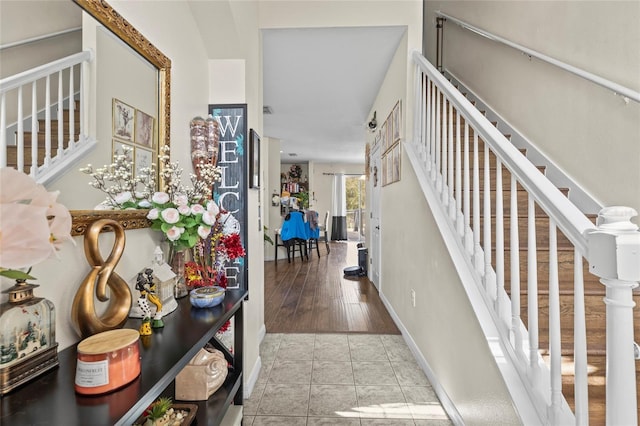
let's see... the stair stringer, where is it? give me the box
[404,140,575,426]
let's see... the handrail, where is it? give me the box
[0,50,92,93]
[0,27,82,51]
[412,50,596,254]
[435,11,640,104]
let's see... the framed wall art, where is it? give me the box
[392,100,402,142]
[134,147,153,178]
[134,109,155,149]
[112,139,134,163]
[113,98,135,142]
[249,129,260,189]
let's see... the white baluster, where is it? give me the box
[573,249,589,425]
[455,111,463,236]
[463,123,470,242]
[548,219,562,423]
[17,86,24,172]
[429,81,436,175]
[434,89,441,187]
[31,81,38,177]
[45,75,51,166]
[510,174,522,352]
[448,101,455,219]
[440,96,447,200]
[483,143,494,295]
[69,65,75,149]
[527,195,540,384]
[472,132,482,269]
[57,70,63,156]
[495,159,504,313]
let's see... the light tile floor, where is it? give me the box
[243,333,453,426]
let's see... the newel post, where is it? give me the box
[586,206,640,426]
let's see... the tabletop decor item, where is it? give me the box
[0,168,74,395]
[133,397,197,426]
[71,219,132,339]
[188,285,226,309]
[175,344,228,401]
[74,328,140,395]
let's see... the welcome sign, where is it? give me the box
[209,104,248,291]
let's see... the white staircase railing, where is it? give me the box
[410,50,639,425]
[0,50,95,184]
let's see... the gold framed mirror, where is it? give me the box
[69,0,171,236]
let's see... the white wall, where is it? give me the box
[424,1,640,215]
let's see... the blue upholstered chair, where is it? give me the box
[280,211,309,262]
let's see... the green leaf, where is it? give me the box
[0,269,37,280]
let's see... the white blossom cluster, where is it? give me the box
[79,145,156,209]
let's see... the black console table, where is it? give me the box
[1,289,247,426]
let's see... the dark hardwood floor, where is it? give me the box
[264,241,400,334]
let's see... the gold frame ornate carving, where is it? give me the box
[70,0,171,234]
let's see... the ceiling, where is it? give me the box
[262,26,406,164]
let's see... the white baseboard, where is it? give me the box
[379,292,465,426]
[244,354,262,399]
[258,323,266,344]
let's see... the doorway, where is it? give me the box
[345,175,366,242]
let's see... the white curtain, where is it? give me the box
[331,173,347,240]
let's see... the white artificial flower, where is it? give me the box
[177,204,191,215]
[197,225,211,239]
[191,204,205,215]
[114,191,132,204]
[147,208,159,220]
[174,194,188,206]
[137,200,152,208]
[166,226,184,241]
[161,208,180,224]
[152,192,170,204]
[202,211,215,226]
[206,200,220,216]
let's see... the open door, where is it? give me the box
[369,142,381,290]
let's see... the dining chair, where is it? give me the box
[279,211,309,262]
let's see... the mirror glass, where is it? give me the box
[0,0,170,234]
[68,0,171,235]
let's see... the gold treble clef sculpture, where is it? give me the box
[71,219,132,339]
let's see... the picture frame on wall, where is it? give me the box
[134,147,153,178]
[113,98,135,142]
[249,129,260,189]
[393,143,401,182]
[392,100,401,142]
[134,109,155,149]
[112,139,134,164]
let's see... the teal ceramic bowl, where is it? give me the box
[189,286,226,308]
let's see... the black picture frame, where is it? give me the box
[249,129,260,189]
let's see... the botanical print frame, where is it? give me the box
[380,120,387,154]
[392,100,401,142]
[113,98,135,142]
[134,109,155,149]
[249,129,260,189]
[134,147,153,178]
[112,139,134,164]
[392,143,401,182]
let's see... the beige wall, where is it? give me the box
[366,8,520,424]
[424,1,640,214]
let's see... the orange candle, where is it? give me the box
[75,329,141,395]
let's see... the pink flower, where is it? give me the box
[152,192,170,204]
[0,168,73,271]
[114,192,132,204]
[147,208,159,220]
[191,204,205,215]
[198,226,211,239]
[165,226,184,241]
[174,194,188,206]
[161,208,180,224]
[202,211,215,226]
[206,200,220,216]
[177,204,191,215]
